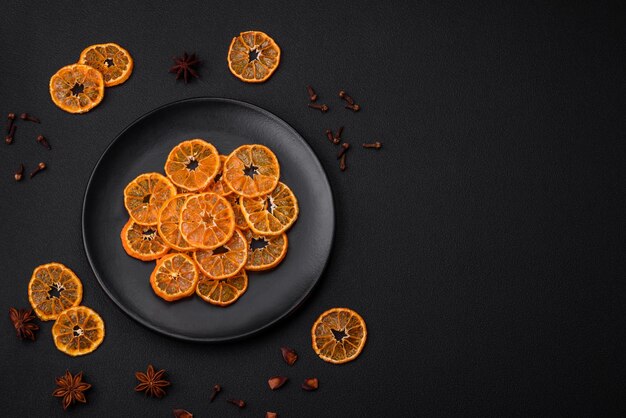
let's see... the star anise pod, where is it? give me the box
[53,370,91,410]
[9,307,39,340]
[135,364,171,398]
[169,52,201,83]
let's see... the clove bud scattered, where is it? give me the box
[20,113,40,123]
[209,384,221,402]
[333,126,344,143]
[227,399,246,408]
[37,135,51,150]
[5,124,16,144]
[338,90,355,105]
[30,162,46,178]
[362,141,382,149]
[302,378,319,391]
[308,103,329,113]
[267,376,288,390]
[337,143,350,159]
[306,85,318,102]
[14,164,24,181]
[6,113,15,134]
[344,103,360,112]
[339,154,347,171]
[280,347,298,365]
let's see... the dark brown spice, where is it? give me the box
[280,347,298,365]
[308,103,329,113]
[5,124,16,144]
[6,112,15,134]
[30,162,46,178]
[227,399,246,408]
[362,141,382,149]
[325,129,336,144]
[135,364,171,398]
[37,135,51,150]
[52,371,91,410]
[333,126,344,143]
[14,164,24,182]
[306,85,318,102]
[209,384,221,402]
[345,103,360,112]
[266,413,278,418]
[302,378,319,391]
[20,113,40,123]
[268,376,288,390]
[173,409,193,418]
[337,142,350,159]
[339,154,347,171]
[170,52,201,83]
[9,307,39,340]
[338,90,355,105]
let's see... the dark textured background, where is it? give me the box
[1,1,625,417]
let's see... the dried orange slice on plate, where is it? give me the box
[165,139,220,191]
[180,192,235,249]
[28,263,83,321]
[49,64,104,113]
[157,194,195,251]
[224,144,280,197]
[204,155,234,197]
[79,43,133,87]
[311,308,367,364]
[120,219,170,261]
[196,270,248,306]
[150,253,199,301]
[193,228,247,279]
[243,228,288,271]
[124,173,176,226]
[227,30,281,83]
[52,306,105,356]
[240,182,299,235]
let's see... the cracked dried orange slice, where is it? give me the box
[224,145,280,197]
[196,269,248,307]
[150,253,199,301]
[204,155,234,197]
[49,64,104,113]
[121,219,170,261]
[243,228,288,271]
[28,263,83,321]
[79,43,133,87]
[228,30,281,83]
[227,194,249,230]
[52,306,105,356]
[240,182,299,235]
[180,192,235,249]
[311,308,367,364]
[193,229,247,279]
[124,173,176,226]
[157,194,195,252]
[165,139,220,191]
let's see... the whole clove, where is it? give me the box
[337,143,350,159]
[37,135,51,150]
[227,399,246,408]
[209,384,221,402]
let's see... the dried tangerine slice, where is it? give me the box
[180,192,235,249]
[52,306,105,357]
[228,31,281,83]
[227,194,249,230]
[49,64,104,114]
[79,43,133,87]
[28,263,83,321]
[165,139,220,191]
[243,228,288,271]
[157,194,195,251]
[204,155,234,197]
[224,144,280,197]
[120,219,170,261]
[150,253,199,301]
[193,229,247,279]
[196,269,248,307]
[240,182,299,235]
[124,173,176,226]
[311,308,367,364]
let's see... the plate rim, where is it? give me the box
[81,96,335,342]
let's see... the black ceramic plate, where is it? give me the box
[83,98,334,342]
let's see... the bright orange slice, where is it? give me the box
[193,229,247,279]
[227,31,281,83]
[243,228,288,271]
[124,173,177,226]
[28,263,83,321]
[196,270,248,306]
[180,192,235,249]
[121,219,170,261]
[224,145,280,197]
[79,43,134,87]
[204,155,234,197]
[52,306,105,356]
[227,194,249,230]
[311,308,367,364]
[150,253,199,301]
[164,139,220,191]
[49,64,105,113]
[240,182,299,235]
[157,194,195,251]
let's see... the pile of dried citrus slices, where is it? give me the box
[121,139,298,306]
[49,43,133,113]
[27,262,105,356]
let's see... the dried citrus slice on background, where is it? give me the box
[193,229,247,279]
[243,229,288,271]
[150,253,199,301]
[224,144,280,197]
[120,219,170,261]
[28,263,83,321]
[124,173,176,226]
[180,192,235,249]
[227,194,249,230]
[227,30,281,83]
[240,182,299,235]
[79,43,133,87]
[311,308,367,364]
[196,270,248,306]
[157,194,195,251]
[49,64,104,113]
[165,139,220,191]
[52,306,105,356]
[204,155,234,197]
